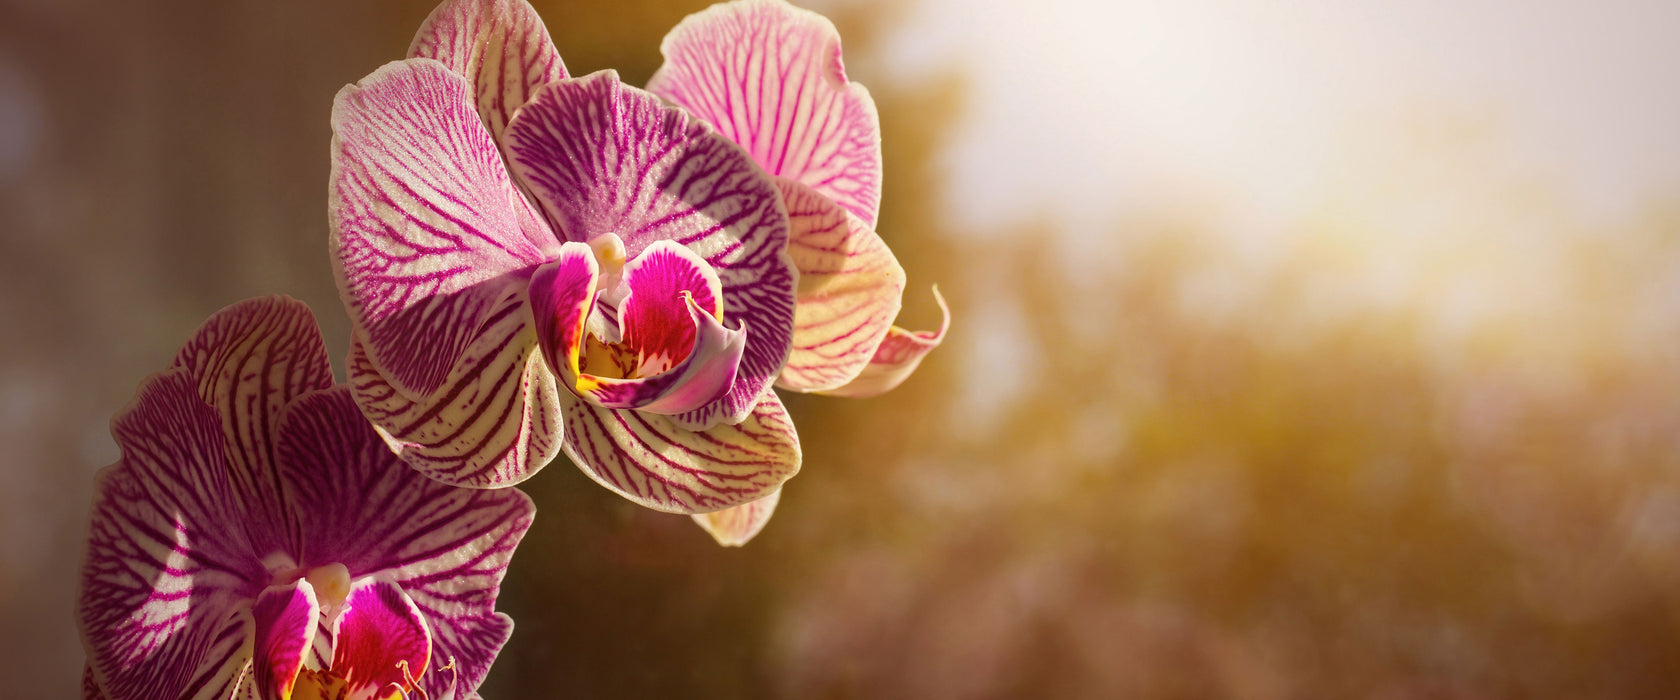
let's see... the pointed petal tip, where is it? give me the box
[816,284,948,399]
[692,487,782,546]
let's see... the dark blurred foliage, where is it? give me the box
[6,0,1680,698]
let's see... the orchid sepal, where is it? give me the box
[561,388,800,514]
[692,487,782,546]
[409,0,569,145]
[648,0,883,226]
[818,285,950,398]
[772,177,906,393]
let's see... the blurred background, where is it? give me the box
[5,0,1680,696]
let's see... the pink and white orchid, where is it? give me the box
[648,0,949,401]
[330,0,802,516]
[646,0,950,543]
[77,297,531,700]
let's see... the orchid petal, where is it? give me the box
[78,371,261,700]
[819,286,950,398]
[331,58,555,401]
[250,581,318,700]
[692,487,780,546]
[532,241,746,416]
[504,70,797,429]
[648,0,882,225]
[275,387,532,697]
[409,0,567,144]
[83,665,106,700]
[346,287,563,488]
[771,178,905,392]
[331,579,431,699]
[560,388,800,514]
[170,296,332,558]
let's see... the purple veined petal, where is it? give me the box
[83,665,105,700]
[771,178,905,393]
[648,0,883,226]
[331,57,558,401]
[78,371,264,700]
[409,0,568,145]
[691,487,780,547]
[275,386,532,698]
[250,581,318,700]
[504,70,797,429]
[532,240,746,417]
[329,579,431,699]
[346,285,563,488]
[169,296,332,559]
[560,387,800,514]
[819,285,950,399]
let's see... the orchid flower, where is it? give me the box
[645,0,950,542]
[77,297,531,700]
[329,0,801,518]
[648,0,950,401]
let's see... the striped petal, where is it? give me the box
[409,0,568,145]
[250,581,318,700]
[772,178,904,392]
[820,286,950,399]
[78,371,262,700]
[504,69,797,430]
[331,58,556,401]
[170,296,333,558]
[532,241,745,416]
[692,487,780,546]
[346,287,563,488]
[275,386,532,698]
[648,0,882,225]
[83,665,108,700]
[560,388,800,514]
[330,579,431,699]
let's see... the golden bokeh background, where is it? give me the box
[4,0,1680,696]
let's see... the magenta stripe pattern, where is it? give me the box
[648,0,883,226]
[821,285,951,399]
[692,487,782,546]
[79,298,532,700]
[408,0,568,146]
[345,288,563,489]
[773,177,905,392]
[559,386,800,513]
[505,70,797,430]
[78,371,263,700]
[331,58,554,401]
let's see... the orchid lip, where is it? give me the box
[531,240,747,415]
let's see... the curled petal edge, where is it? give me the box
[773,178,905,393]
[817,285,949,399]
